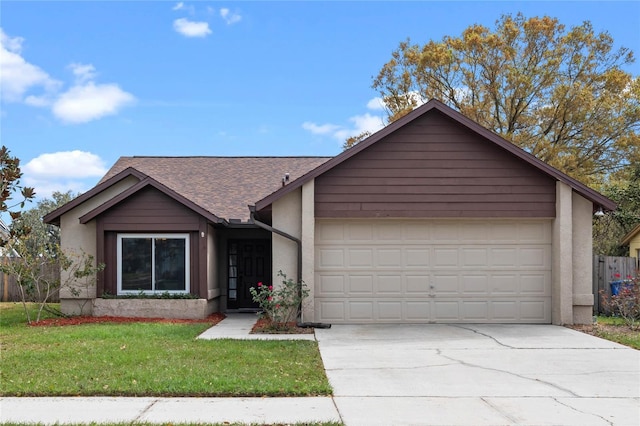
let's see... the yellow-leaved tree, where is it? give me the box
[366,13,639,186]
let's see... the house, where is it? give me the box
[44,100,615,325]
[621,224,640,268]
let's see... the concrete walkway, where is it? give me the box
[196,312,316,340]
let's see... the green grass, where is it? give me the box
[0,303,332,397]
[592,315,640,350]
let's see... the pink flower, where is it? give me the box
[267,296,273,301]
[275,304,280,309]
[627,275,633,279]
[614,273,621,278]
[268,285,273,291]
[257,282,263,287]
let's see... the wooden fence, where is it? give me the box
[1,258,60,303]
[592,255,637,315]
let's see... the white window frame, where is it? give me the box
[117,233,190,295]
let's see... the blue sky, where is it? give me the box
[2,0,639,205]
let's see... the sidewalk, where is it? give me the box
[1,396,340,424]
[1,314,341,425]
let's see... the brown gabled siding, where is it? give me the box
[97,186,204,297]
[315,110,556,218]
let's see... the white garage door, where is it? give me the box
[314,219,552,324]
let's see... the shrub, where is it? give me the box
[601,273,640,329]
[249,270,309,330]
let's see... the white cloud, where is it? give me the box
[23,151,108,198]
[1,29,135,124]
[52,82,135,124]
[173,2,185,10]
[302,98,386,143]
[173,18,212,37]
[24,150,108,178]
[220,8,242,25]
[0,28,61,102]
[302,122,341,135]
[69,63,97,84]
[366,97,385,111]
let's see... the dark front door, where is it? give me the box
[227,239,271,310]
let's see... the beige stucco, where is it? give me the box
[552,182,574,324]
[93,298,211,319]
[572,191,594,324]
[271,187,302,287]
[207,224,221,311]
[301,180,315,323]
[552,182,595,325]
[59,176,139,315]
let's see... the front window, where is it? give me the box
[117,234,190,294]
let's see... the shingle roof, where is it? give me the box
[101,156,331,222]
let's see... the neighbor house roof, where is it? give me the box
[255,99,617,213]
[621,223,640,246]
[44,156,331,225]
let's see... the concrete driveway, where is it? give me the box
[315,324,640,426]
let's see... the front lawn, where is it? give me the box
[0,303,332,397]
[568,316,640,350]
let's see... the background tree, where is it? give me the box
[0,146,35,245]
[593,166,640,255]
[10,191,76,258]
[370,14,639,186]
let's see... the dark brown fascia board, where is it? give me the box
[43,167,148,225]
[79,176,225,225]
[254,99,616,212]
[621,223,640,246]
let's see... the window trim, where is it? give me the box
[116,233,190,295]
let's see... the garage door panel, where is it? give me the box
[348,248,373,267]
[406,275,430,293]
[349,275,374,294]
[377,275,403,294]
[462,248,488,266]
[434,248,458,266]
[318,248,344,268]
[317,274,345,296]
[377,248,402,267]
[315,219,552,323]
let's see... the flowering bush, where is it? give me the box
[601,272,640,329]
[249,270,309,329]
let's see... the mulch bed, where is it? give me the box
[29,312,226,327]
[250,317,314,334]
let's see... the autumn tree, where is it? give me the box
[370,14,639,185]
[0,146,35,244]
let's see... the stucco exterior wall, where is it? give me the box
[59,176,139,315]
[301,180,315,323]
[207,224,221,311]
[572,192,594,324]
[271,188,302,287]
[552,182,573,325]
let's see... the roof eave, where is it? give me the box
[43,167,147,226]
[621,223,640,246]
[79,176,226,225]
